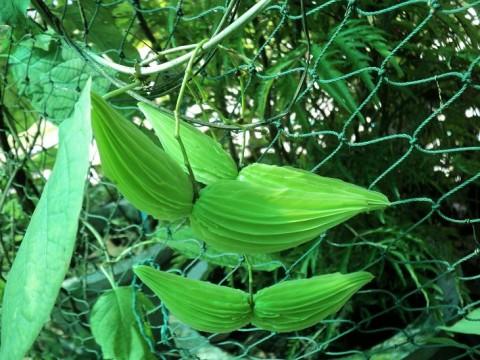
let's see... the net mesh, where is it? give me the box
[1,0,480,358]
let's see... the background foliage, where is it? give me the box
[1,0,479,358]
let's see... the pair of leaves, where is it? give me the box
[134,266,373,333]
[95,98,389,254]
[92,98,238,223]
[0,80,92,359]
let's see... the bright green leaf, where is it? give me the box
[138,102,238,185]
[0,79,92,360]
[92,94,194,221]
[439,308,480,335]
[90,286,155,360]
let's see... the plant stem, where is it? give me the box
[82,220,116,288]
[103,80,142,100]
[174,40,207,199]
[245,255,254,308]
[239,130,247,167]
[88,0,272,75]
[139,44,198,66]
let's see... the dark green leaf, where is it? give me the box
[9,36,111,124]
[0,0,29,25]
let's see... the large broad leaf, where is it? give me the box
[439,308,480,335]
[0,0,29,25]
[1,83,38,132]
[9,34,110,124]
[0,79,92,360]
[54,0,139,61]
[90,286,155,360]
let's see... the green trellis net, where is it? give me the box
[1,0,480,358]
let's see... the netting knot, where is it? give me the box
[409,137,417,146]
[337,132,347,143]
[428,0,440,12]
[461,72,472,85]
[377,68,386,79]
[279,5,289,17]
[431,203,440,211]
[176,7,184,17]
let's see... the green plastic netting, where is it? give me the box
[1,0,479,358]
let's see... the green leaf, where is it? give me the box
[92,94,194,221]
[134,266,252,333]
[9,36,111,124]
[153,226,283,271]
[56,0,139,62]
[253,271,374,332]
[0,279,5,302]
[313,52,365,123]
[0,79,92,359]
[90,286,155,360]
[2,83,38,132]
[0,25,12,53]
[191,164,390,254]
[0,0,29,25]
[138,102,238,185]
[439,308,480,335]
[255,49,303,119]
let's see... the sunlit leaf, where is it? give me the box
[90,286,155,360]
[0,79,92,359]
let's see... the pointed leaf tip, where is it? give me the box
[138,102,238,185]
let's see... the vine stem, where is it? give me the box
[88,0,271,75]
[82,220,117,289]
[174,40,207,199]
[139,44,197,66]
[245,255,254,308]
[103,80,141,100]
